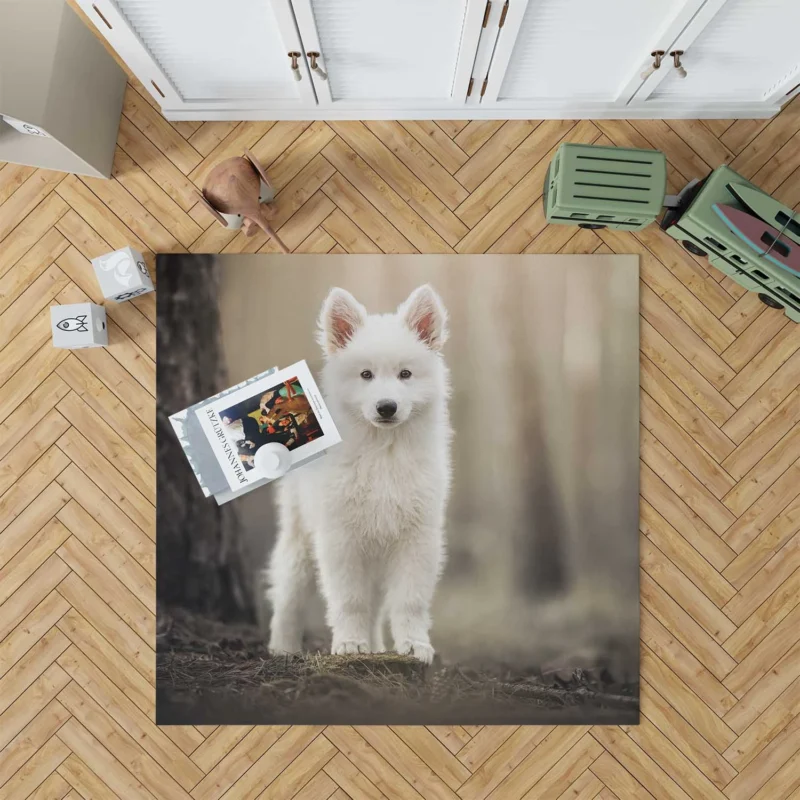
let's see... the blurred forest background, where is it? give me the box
[156,254,640,721]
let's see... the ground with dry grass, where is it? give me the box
[156,610,638,725]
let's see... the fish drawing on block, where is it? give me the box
[712,204,800,277]
[727,183,800,246]
[57,315,89,332]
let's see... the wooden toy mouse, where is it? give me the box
[196,148,290,253]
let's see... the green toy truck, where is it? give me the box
[659,165,800,323]
[544,142,800,322]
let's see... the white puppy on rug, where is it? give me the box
[266,285,452,664]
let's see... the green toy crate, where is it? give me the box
[544,143,667,231]
[660,165,800,323]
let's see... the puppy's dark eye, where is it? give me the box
[360,370,373,380]
[399,369,412,379]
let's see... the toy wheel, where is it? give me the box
[682,240,707,257]
[758,293,784,310]
[579,223,606,229]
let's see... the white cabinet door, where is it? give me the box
[479,0,708,110]
[632,0,800,108]
[76,0,316,113]
[290,0,486,110]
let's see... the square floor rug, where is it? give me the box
[156,254,640,725]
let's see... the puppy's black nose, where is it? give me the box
[376,399,397,419]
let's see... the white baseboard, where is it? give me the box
[163,103,779,122]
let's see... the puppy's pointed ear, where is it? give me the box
[399,284,449,350]
[317,288,367,355]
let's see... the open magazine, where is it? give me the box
[169,361,341,504]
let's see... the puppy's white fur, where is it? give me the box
[266,285,451,663]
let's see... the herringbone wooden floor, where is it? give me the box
[2,64,800,798]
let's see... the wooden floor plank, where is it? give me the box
[55,423,154,537]
[186,121,239,158]
[640,356,736,464]
[724,640,800,734]
[56,393,155,504]
[364,121,469,210]
[400,121,469,174]
[457,727,551,800]
[0,170,66,242]
[454,119,577,230]
[111,147,203,249]
[116,115,201,212]
[0,163,36,206]
[189,726,287,800]
[262,122,335,192]
[721,349,800,445]
[57,644,203,788]
[57,680,192,800]
[436,120,470,139]
[322,173,416,254]
[641,391,736,500]
[0,228,68,317]
[0,264,70,348]
[723,388,800,479]
[121,84,202,175]
[55,464,154,575]
[57,569,153,679]
[55,355,155,467]
[603,230,735,355]
[0,447,70,537]
[640,535,736,644]
[453,120,506,155]
[638,678,737,790]
[322,137,449,253]
[591,726,692,800]
[0,668,68,752]
[723,542,800,649]
[0,193,69,279]
[0,732,70,800]
[56,530,154,640]
[56,717,159,800]
[722,461,800,553]
[723,676,800,772]
[330,121,468,246]
[453,120,539,192]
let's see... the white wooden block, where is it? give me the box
[51,303,108,349]
[91,246,154,302]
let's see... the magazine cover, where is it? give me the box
[196,360,340,491]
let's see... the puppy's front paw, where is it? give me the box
[396,640,435,664]
[333,639,369,656]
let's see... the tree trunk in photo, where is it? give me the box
[155,254,254,621]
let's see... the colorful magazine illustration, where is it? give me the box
[170,361,341,504]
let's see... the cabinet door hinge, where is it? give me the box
[467,77,474,97]
[482,0,492,27]
[499,1,509,27]
[480,77,488,97]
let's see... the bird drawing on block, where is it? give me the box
[197,148,290,254]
